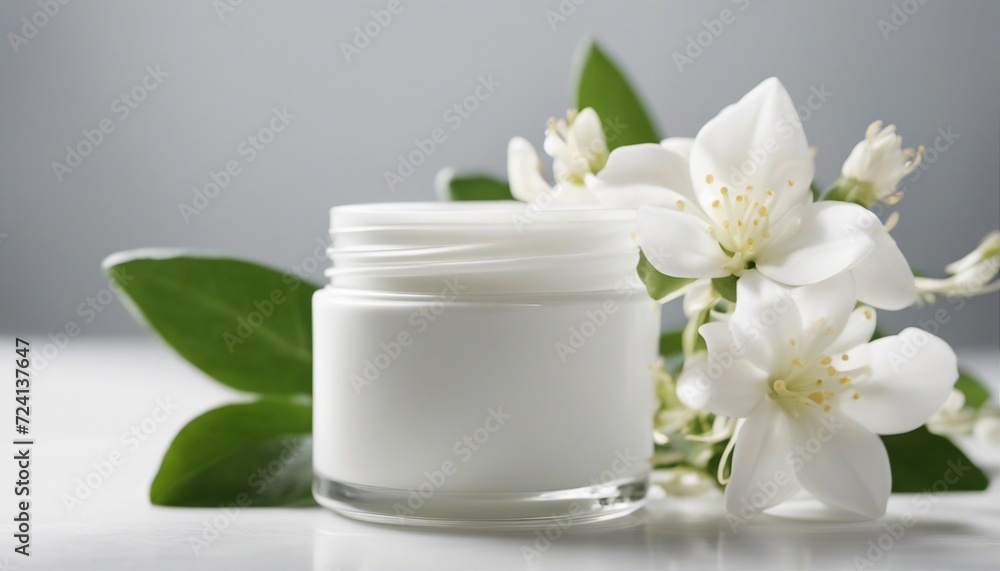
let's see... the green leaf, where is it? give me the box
[104,251,318,395]
[439,171,513,201]
[810,181,823,200]
[659,330,683,358]
[659,329,685,376]
[881,426,989,493]
[572,38,660,150]
[955,370,990,410]
[637,251,695,301]
[712,276,739,303]
[151,399,313,507]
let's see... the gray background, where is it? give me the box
[1,0,998,347]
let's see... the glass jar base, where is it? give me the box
[313,474,649,528]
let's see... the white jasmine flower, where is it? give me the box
[835,121,923,207]
[506,108,607,204]
[916,230,1000,300]
[677,271,957,519]
[588,78,918,310]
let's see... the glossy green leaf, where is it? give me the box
[104,251,318,395]
[637,251,695,301]
[954,370,990,410]
[441,172,513,201]
[881,426,989,493]
[572,39,660,150]
[151,399,313,507]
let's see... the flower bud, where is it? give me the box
[916,230,1000,300]
[828,121,923,207]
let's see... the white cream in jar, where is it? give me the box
[312,202,659,526]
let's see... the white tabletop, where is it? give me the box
[3,338,999,570]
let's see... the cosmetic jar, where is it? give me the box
[312,202,659,526]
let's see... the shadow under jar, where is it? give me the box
[312,201,660,527]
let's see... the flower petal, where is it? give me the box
[756,202,877,286]
[795,412,890,519]
[825,306,877,355]
[677,339,768,418]
[689,78,814,220]
[790,272,857,356]
[587,175,691,210]
[726,271,802,372]
[637,206,731,279]
[507,137,553,202]
[826,305,878,355]
[586,143,697,208]
[682,278,718,317]
[850,224,918,310]
[838,328,958,435]
[661,137,694,161]
[568,107,607,170]
[724,402,802,515]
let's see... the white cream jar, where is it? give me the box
[312,202,659,526]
